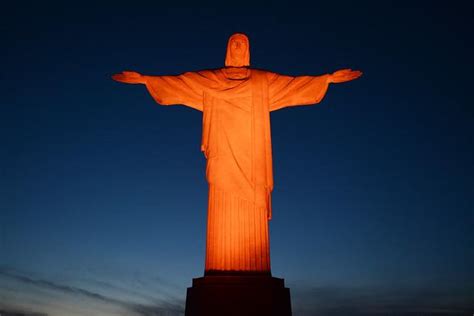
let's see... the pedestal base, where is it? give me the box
[185,275,291,316]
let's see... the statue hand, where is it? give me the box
[329,69,362,83]
[112,71,146,84]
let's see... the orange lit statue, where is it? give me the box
[113,33,361,275]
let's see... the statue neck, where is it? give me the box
[223,67,251,80]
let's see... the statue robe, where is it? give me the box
[145,68,329,273]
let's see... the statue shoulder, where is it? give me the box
[249,68,280,82]
[194,68,225,82]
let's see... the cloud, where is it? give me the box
[128,303,183,316]
[0,267,184,316]
[291,284,474,316]
[0,309,47,316]
[3,267,472,316]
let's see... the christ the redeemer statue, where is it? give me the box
[112,33,361,276]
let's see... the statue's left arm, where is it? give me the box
[268,69,362,111]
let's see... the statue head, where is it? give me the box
[225,33,250,67]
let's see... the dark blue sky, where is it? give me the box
[1,2,473,315]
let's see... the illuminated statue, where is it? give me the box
[113,33,361,276]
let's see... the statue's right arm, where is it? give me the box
[112,71,146,84]
[112,70,219,112]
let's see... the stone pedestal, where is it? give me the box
[185,275,291,316]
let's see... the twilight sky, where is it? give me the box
[1,2,473,315]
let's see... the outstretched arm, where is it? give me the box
[328,69,362,84]
[112,70,218,112]
[268,69,362,111]
[112,71,146,84]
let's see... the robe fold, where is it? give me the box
[145,68,329,273]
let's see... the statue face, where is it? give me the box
[230,37,247,59]
[225,33,250,67]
